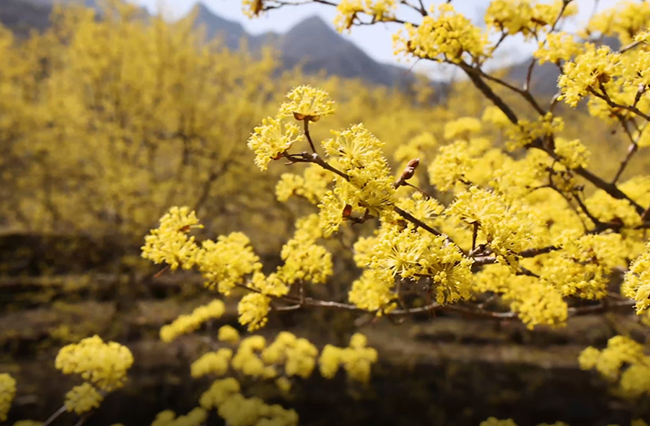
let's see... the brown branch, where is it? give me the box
[283,152,454,242]
[612,142,638,185]
[453,58,645,217]
[588,86,650,122]
[42,405,67,426]
[400,0,426,17]
[458,62,532,123]
[572,164,645,215]
[393,206,443,237]
[567,298,635,316]
[303,120,318,154]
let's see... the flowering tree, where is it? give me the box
[144,0,650,424]
[7,1,650,425]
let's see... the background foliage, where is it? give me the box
[4,0,650,425]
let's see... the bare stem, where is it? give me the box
[42,405,67,426]
[612,143,639,185]
[303,120,318,154]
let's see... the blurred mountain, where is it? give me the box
[0,0,625,95]
[0,0,145,37]
[0,0,53,37]
[192,3,414,88]
[502,36,622,98]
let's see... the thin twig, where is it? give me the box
[612,143,638,185]
[303,120,318,154]
[42,405,67,426]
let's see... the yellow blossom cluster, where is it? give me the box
[333,0,397,33]
[150,408,207,426]
[583,0,650,45]
[504,113,564,150]
[142,206,265,301]
[185,329,376,426]
[428,140,476,191]
[485,0,576,40]
[319,333,378,383]
[553,137,590,170]
[198,232,262,295]
[238,292,272,332]
[448,186,543,269]
[275,164,332,204]
[191,349,233,378]
[231,335,274,378]
[236,215,332,330]
[443,117,482,141]
[260,331,319,379]
[0,373,16,422]
[247,117,302,171]
[199,378,298,426]
[55,335,133,392]
[187,331,371,426]
[393,4,489,63]
[558,44,621,108]
[534,31,583,65]
[141,206,203,272]
[579,336,650,399]
[277,214,332,286]
[54,336,133,414]
[160,299,226,342]
[218,325,241,343]
[64,383,103,415]
[321,124,396,229]
[248,85,334,171]
[475,264,568,329]
[540,232,627,300]
[623,240,650,314]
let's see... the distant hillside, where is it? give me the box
[192,3,414,88]
[502,36,622,98]
[0,0,416,88]
[0,0,625,96]
[0,0,52,37]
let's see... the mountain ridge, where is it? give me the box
[1,0,416,88]
[0,0,621,96]
[191,3,415,87]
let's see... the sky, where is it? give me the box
[129,0,627,79]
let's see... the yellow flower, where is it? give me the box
[64,383,103,415]
[558,44,622,108]
[579,335,650,399]
[534,32,583,65]
[393,4,489,63]
[198,232,262,295]
[278,85,335,121]
[623,240,650,314]
[55,335,133,391]
[247,116,302,171]
[553,138,590,169]
[159,300,225,343]
[333,0,364,32]
[199,378,240,410]
[217,325,240,343]
[238,293,271,331]
[443,117,482,141]
[0,374,16,422]
[141,206,203,271]
[191,349,233,378]
[428,140,476,191]
[275,377,292,393]
[480,418,518,426]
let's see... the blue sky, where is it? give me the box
[130,0,626,79]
